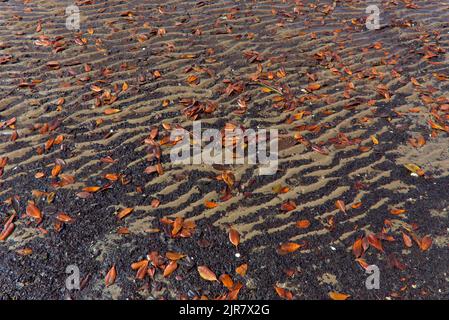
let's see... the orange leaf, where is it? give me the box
[105,173,120,181]
[0,223,15,241]
[205,201,218,209]
[235,263,248,276]
[278,242,301,254]
[117,207,133,220]
[227,282,243,300]
[329,291,350,300]
[172,217,183,236]
[351,202,362,209]
[352,238,363,258]
[229,228,240,247]
[367,233,384,252]
[104,108,120,115]
[335,200,346,213]
[51,164,62,177]
[163,261,178,277]
[355,258,369,269]
[219,274,234,289]
[56,213,74,223]
[420,235,432,251]
[296,219,310,229]
[390,208,406,215]
[165,252,186,261]
[131,260,148,270]
[402,232,413,248]
[197,265,217,281]
[280,200,296,212]
[105,265,117,287]
[35,172,45,179]
[274,286,293,300]
[151,199,160,208]
[83,186,101,193]
[54,134,64,144]
[26,202,42,220]
[16,247,33,256]
[307,83,321,91]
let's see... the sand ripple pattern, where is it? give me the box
[0,0,448,299]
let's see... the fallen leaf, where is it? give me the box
[56,213,74,223]
[163,261,178,277]
[83,186,101,193]
[402,232,413,248]
[280,200,296,212]
[117,207,133,220]
[105,173,120,181]
[404,163,425,176]
[278,242,302,254]
[274,286,293,300]
[390,208,406,215]
[229,228,240,247]
[51,164,62,177]
[205,201,219,209]
[296,220,310,229]
[26,202,42,220]
[16,248,33,256]
[307,83,321,91]
[367,233,384,252]
[105,265,117,287]
[353,238,363,258]
[165,252,186,261]
[420,235,432,251]
[329,291,350,300]
[197,265,217,281]
[104,108,121,115]
[219,274,234,289]
[235,263,248,276]
[335,200,346,213]
[151,199,160,208]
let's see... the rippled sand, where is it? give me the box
[0,0,448,300]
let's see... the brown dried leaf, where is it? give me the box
[229,228,240,247]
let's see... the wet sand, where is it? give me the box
[0,0,448,299]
